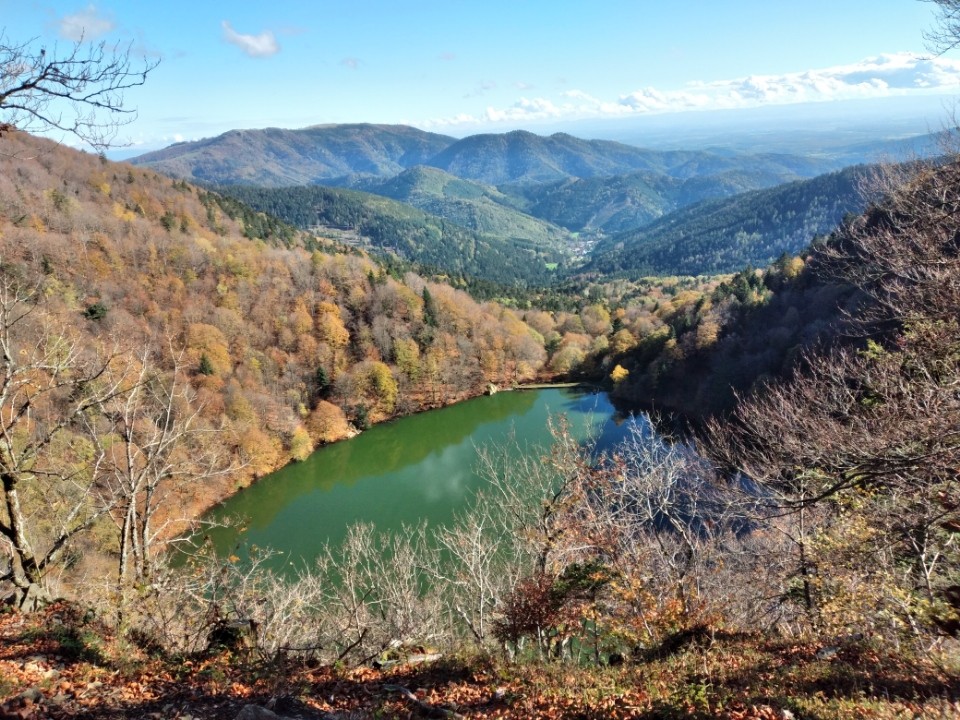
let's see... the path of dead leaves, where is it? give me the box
[2,602,956,719]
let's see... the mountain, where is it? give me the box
[132,124,843,191]
[216,183,569,285]
[130,123,455,185]
[502,166,835,235]
[423,130,839,186]
[586,166,866,277]
[354,166,570,246]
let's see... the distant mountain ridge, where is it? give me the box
[131,123,897,284]
[131,124,455,186]
[131,123,844,189]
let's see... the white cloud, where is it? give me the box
[657,52,960,111]
[221,21,280,58]
[58,5,115,41]
[424,52,960,129]
[341,57,361,70]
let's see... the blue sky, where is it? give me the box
[2,1,955,151]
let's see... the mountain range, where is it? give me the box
[132,123,850,188]
[132,123,917,281]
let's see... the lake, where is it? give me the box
[201,387,641,567]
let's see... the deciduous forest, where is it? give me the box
[1,14,960,719]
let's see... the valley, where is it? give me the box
[2,8,960,717]
[131,123,904,285]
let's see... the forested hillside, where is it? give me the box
[587,166,866,276]
[0,130,551,589]
[500,167,804,234]
[214,183,570,285]
[350,165,571,247]
[131,124,844,189]
[130,124,455,186]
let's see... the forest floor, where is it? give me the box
[1,602,958,720]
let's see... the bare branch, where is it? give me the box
[0,30,157,149]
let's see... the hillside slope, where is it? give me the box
[131,124,842,190]
[355,165,570,246]
[0,130,548,572]
[215,183,569,285]
[130,123,455,185]
[503,167,818,234]
[587,166,866,276]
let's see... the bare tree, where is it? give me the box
[924,0,960,54]
[88,347,236,620]
[705,157,960,639]
[0,30,157,148]
[0,273,135,595]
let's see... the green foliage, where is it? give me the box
[588,166,865,277]
[358,165,572,248]
[421,286,437,327]
[216,184,565,286]
[314,366,330,399]
[83,301,108,321]
[197,353,215,376]
[352,404,370,431]
[198,190,299,247]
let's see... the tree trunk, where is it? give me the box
[2,472,41,589]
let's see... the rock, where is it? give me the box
[46,694,69,708]
[18,689,42,704]
[486,383,498,395]
[816,646,839,660]
[235,706,285,720]
[11,585,52,613]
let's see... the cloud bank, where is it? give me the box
[424,52,960,128]
[221,21,280,58]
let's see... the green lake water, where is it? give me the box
[201,388,641,567]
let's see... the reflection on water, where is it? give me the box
[202,387,642,567]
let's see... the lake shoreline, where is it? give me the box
[199,386,632,565]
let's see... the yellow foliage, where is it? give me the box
[239,427,282,477]
[695,320,720,350]
[610,328,637,355]
[187,323,232,376]
[782,255,805,279]
[393,337,421,379]
[315,303,350,349]
[610,364,629,384]
[289,425,314,462]
[112,202,136,223]
[307,400,350,444]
